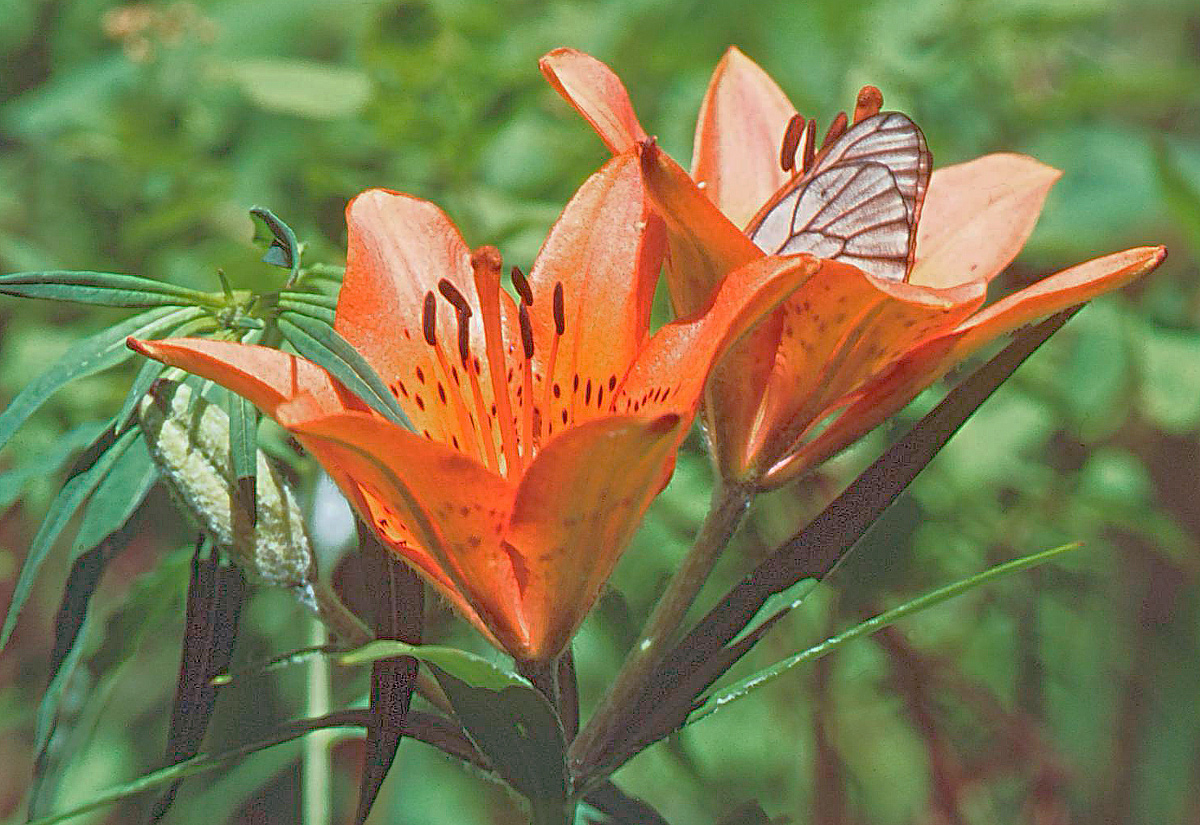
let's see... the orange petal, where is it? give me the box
[128,336,514,651]
[910,154,1061,288]
[614,253,821,421]
[526,152,664,433]
[746,263,985,476]
[772,245,1167,485]
[507,413,687,661]
[127,337,366,419]
[951,245,1166,351]
[339,189,510,455]
[692,46,798,229]
[639,138,764,315]
[291,413,531,655]
[539,48,648,155]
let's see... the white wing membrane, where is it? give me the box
[747,111,930,281]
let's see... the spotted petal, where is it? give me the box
[770,245,1167,484]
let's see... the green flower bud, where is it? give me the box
[139,381,315,590]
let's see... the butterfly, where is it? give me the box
[745,109,931,283]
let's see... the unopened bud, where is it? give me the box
[139,381,315,590]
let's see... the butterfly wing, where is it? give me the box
[747,112,930,281]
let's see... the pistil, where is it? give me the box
[471,247,523,477]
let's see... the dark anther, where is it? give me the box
[422,292,437,346]
[455,308,471,363]
[821,111,848,151]
[553,282,565,336]
[438,279,472,317]
[511,265,533,306]
[518,302,535,359]
[801,117,816,172]
[779,113,805,173]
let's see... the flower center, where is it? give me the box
[416,248,566,479]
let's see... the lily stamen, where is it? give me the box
[779,113,805,174]
[422,290,481,456]
[517,301,535,459]
[438,280,500,473]
[819,110,848,152]
[800,116,816,174]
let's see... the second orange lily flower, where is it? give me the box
[129,152,818,662]
[541,47,1165,489]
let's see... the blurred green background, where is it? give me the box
[1,0,1198,822]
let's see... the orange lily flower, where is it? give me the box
[128,152,819,662]
[541,47,1166,489]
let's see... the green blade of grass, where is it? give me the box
[688,542,1084,726]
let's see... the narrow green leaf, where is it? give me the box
[279,289,337,309]
[26,547,191,820]
[223,389,259,527]
[114,358,167,432]
[0,421,107,513]
[66,436,157,562]
[209,644,346,687]
[341,641,568,805]
[688,543,1084,725]
[249,207,301,282]
[276,312,411,428]
[0,271,217,308]
[0,426,142,651]
[274,294,336,325]
[23,709,481,825]
[24,711,370,825]
[0,305,207,454]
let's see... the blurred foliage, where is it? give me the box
[1,0,1198,823]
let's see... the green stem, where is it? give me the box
[303,619,332,825]
[569,480,754,777]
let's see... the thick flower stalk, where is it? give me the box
[129,152,820,663]
[541,47,1166,489]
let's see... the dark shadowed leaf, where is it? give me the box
[0,271,216,308]
[583,782,672,824]
[149,543,247,823]
[341,641,569,807]
[592,309,1083,774]
[715,802,773,825]
[343,532,425,824]
[0,424,144,652]
[0,305,208,454]
[276,311,411,427]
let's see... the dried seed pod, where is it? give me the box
[139,380,315,590]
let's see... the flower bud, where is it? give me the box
[139,381,315,589]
